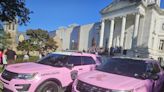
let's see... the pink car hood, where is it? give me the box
[6,62,58,73]
[78,70,145,90]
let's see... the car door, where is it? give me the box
[67,56,83,80]
[152,63,164,92]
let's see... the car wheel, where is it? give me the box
[36,81,60,92]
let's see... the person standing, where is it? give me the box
[5,47,17,64]
[0,49,7,69]
[23,51,29,62]
[0,49,3,64]
[2,49,7,69]
[39,51,44,59]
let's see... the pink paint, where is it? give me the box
[0,52,101,92]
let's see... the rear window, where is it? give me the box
[82,56,95,65]
[68,56,82,66]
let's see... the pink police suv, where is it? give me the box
[73,58,164,92]
[0,52,102,92]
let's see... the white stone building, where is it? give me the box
[54,22,101,51]
[55,0,164,61]
[3,21,18,50]
[99,0,164,60]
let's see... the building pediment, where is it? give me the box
[101,0,141,14]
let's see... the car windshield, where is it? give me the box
[96,58,148,79]
[37,54,68,67]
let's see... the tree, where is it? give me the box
[17,29,58,51]
[26,29,49,41]
[17,40,39,51]
[0,0,32,25]
[0,32,11,49]
[45,38,58,51]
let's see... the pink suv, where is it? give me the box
[0,52,101,92]
[72,58,164,92]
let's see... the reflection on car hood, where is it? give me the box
[78,70,145,90]
[6,62,60,73]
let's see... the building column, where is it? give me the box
[99,20,105,48]
[132,13,140,49]
[120,16,126,49]
[108,19,115,49]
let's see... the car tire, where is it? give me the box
[36,81,61,92]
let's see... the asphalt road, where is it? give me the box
[0,87,164,92]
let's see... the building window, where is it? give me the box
[153,19,156,33]
[12,24,15,30]
[162,23,164,30]
[158,57,163,62]
[159,40,164,50]
[8,23,11,30]
[151,37,154,49]
[158,57,164,67]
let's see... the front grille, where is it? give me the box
[76,80,110,92]
[1,70,18,81]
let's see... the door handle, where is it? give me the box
[79,68,83,70]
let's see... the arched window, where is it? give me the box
[8,23,11,30]
[158,57,164,67]
[12,24,15,30]
[158,57,163,62]
[159,40,164,51]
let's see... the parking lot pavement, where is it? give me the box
[0,81,163,92]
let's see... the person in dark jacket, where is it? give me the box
[5,47,17,64]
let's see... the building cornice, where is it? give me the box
[100,0,143,15]
[147,4,164,15]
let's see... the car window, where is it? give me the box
[82,56,95,65]
[146,63,154,72]
[38,54,68,67]
[68,56,82,66]
[96,58,147,79]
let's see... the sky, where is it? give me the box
[19,0,164,32]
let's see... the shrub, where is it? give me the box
[16,54,39,63]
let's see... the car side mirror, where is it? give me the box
[66,64,74,69]
[150,74,159,80]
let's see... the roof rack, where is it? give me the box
[63,50,83,54]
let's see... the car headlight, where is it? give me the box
[15,73,37,79]
[111,90,132,92]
